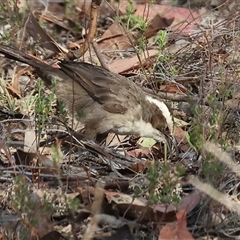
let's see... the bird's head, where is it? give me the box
[145,95,177,154]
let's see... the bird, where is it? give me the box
[0,44,174,147]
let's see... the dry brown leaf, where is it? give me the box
[6,82,21,98]
[10,66,20,95]
[36,11,73,33]
[158,210,194,240]
[160,83,187,94]
[14,142,63,175]
[0,140,16,175]
[135,4,200,33]
[145,14,174,39]
[0,229,6,240]
[105,133,127,146]
[24,129,37,153]
[98,3,174,52]
[178,190,201,214]
[128,148,150,158]
[108,49,159,73]
[98,21,134,51]
[105,190,176,223]
[174,127,189,152]
[25,12,66,54]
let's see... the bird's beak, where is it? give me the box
[167,135,179,159]
[155,133,178,160]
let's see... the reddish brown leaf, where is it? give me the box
[144,14,174,39]
[98,21,134,51]
[6,83,21,98]
[130,161,147,172]
[160,84,187,94]
[13,148,62,176]
[105,191,176,223]
[25,12,65,54]
[108,49,159,73]
[0,140,16,175]
[135,4,200,33]
[159,210,194,240]
[178,190,201,214]
[174,127,189,153]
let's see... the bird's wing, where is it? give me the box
[59,61,142,114]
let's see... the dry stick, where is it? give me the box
[92,41,109,70]
[144,87,240,111]
[67,0,102,60]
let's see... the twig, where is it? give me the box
[92,41,109,70]
[67,0,102,60]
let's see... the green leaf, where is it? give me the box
[185,131,197,152]
[138,137,157,148]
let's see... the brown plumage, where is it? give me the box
[0,45,173,143]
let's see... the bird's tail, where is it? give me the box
[0,44,48,68]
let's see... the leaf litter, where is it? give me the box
[0,0,240,239]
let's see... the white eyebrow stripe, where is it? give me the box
[145,95,173,134]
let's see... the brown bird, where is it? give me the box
[0,44,174,145]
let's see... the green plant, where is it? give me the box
[19,91,38,115]
[130,162,185,206]
[186,73,235,185]
[188,90,227,153]
[34,80,56,146]
[125,0,138,30]
[0,77,18,112]
[202,154,224,185]
[57,100,68,122]
[153,30,179,81]
[11,176,53,237]
[0,1,26,42]
[67,197,80,217]
[157,30,168,49]
[116,0,150,33]
[76,109,86,120]
[146,162,184,206]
